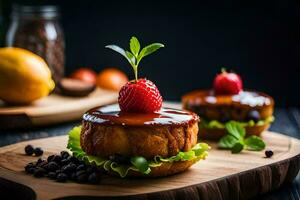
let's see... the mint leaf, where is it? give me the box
[225,121,245,139]
[130,36,140,57]
[125,51,136,66]
[231,142,244,154]
[105,45,132,64]
[130,156,150,174]
[137,43,164,65]
[106,37,164,81]
[218,121,266,154]
[245,136,266,151]
[218,134,239,149]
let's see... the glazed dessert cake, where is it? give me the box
[67,36,209,177]
[182,90,274,139]
[182,70,274,140]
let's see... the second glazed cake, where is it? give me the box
[182,70,274,140]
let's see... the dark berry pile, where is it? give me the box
[24,150,101,184]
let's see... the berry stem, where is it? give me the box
[133,65,138,81]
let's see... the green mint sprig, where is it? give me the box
[218,121,266,153]
[105,36,164,81]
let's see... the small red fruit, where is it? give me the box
[213,70,243,95]
[96,68,128,91]
[118,78,162,113]
[70,68,97,84]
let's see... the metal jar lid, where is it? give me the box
[12,4,60,19]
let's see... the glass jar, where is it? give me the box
[6,5,65,83]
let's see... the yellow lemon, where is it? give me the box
[0,47,55,104]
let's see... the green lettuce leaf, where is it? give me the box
[67,126,209,178]
[200,116,274,129]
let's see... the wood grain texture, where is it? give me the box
[0,131,299,200]
[0,88,118,129]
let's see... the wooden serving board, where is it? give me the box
[0,131,299,200]
[0,88,118,129]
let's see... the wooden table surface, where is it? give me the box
[0,106,299,200]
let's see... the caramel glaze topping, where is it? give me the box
[182,90,274,108]
[83,104,199,127]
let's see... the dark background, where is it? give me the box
[0,0,298,106]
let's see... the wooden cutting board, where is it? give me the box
[0,88,118,129]
[0,131,299,200]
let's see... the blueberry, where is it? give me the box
[76,164,86,171]
[67,156,79,164]
[56,173,68,182]
[36,160,48,168]
[25,162,35,168]
[60,159,70,166]
[219,115,230,123]
[78,160,86,165]
[48,172,57,179]
[46,162,59,172]
[60,151,70,159]
[52,155,62,163]
[55,170,62,175]
[25,163,35,174]
[34,147,44,156]
[28,167,36,174]
[265,150,274,158]
[36,158,43,165]
[34,167,46,178]
[47,155,55,162]
[75,170,89,183]
[76,170,86,177]
[109,154,130,164]
[88,172,100,184]
[62,163,77,174]
[247,110,260,122]
[25,145,34,156]
[76,173,87,183]
[70,172,77,181]
[86,166,97,174]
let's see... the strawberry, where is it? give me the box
[106,36,164,113]
[213,69,243,95]
[118,79,162,113]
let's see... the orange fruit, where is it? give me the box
[96,68,128,91]
[70,68,97,85]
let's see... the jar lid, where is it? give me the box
[12,4,60,18]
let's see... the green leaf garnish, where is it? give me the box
[231,142,244,154]
[218,121,266,154]
[130,36,140,57]
[106,36,164,81]
[218,135,239,149]
[200,116,275,130]
[130,156,150,174]
[105,45,131,63]
[244,135,266,151]
[225,121,245,140]
[67,126,209,177]
[137,43,164,65]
